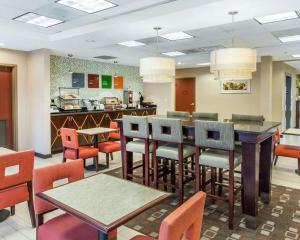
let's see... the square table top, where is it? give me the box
[0,148,16,156]
[279,134,300,148]
[77,127,117,136]
[284,128,300,136]
[37,174,170,232]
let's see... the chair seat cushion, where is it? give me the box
[275,145,300,158]
[0,184,29,209]
[126,140,153,154]
[156,144,195,160]
[65,147,98,160]
[109,132,120,140]
[199,149,241,169]
[98,141,121,153]
[130,236,155,240]
[37,213,97,240]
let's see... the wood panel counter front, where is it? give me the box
[51,108,156,153]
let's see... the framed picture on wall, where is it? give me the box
[101,75,112,89]
[114,75,124,89]
[72,73,85,88]
[88,74,99,88]
[220,79,251,94]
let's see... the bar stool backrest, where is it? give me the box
[195,120,234,150]
[123,116,149,139]
[232,114,264,122]
[167,111,190,119]
[152,118,183,143]
[192,112,218,121]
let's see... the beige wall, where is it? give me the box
[176,66,261,120]
[143,61,297,126]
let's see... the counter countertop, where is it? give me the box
[51,107,156,116]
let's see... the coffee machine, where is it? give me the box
[123,90,134,108]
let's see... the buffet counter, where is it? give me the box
[51,107,156,153]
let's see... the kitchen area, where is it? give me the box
[49,55,156,154]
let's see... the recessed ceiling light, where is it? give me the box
[292,54,300,58]
[118,41,145,47]
[13,12,63,27]
[57,0,117,14]
[177,61,182,65]
[197,62,210,67]
[255,11,299,24]
[279,34,300,43]
[86,39,96,43]
[160,31,194,41]
[162,51,185,57]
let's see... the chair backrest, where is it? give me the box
[33,160,84,215]
[0,150,34,190]
[167,111,190,119]
[152,118,183,143]
[195,120,234,150]
[60,128,79,149]
[108,121,120,139]
[192,112,218,121]
[123,116,149,139]
[158,192,206,240]
[232,114,264,122]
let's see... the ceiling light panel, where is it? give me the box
[197,62,210,66]
[57,0,117,14]
[160,31,194,41]
[162,51,186,56]
[279,34,300,42]
[118,41,145,47]
[255,11,299,24]
[292,54,300,58]
[14,12,63,27]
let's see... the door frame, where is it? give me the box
[0,63,18,150]
[175,77,196,114]
[282,73,293,130]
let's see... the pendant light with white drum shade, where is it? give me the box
[140,27,175,83]
[210,11,257,80]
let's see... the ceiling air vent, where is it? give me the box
[182,45,224,55]
[94,55,117,60]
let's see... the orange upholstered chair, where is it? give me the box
[33,160,116,240]
[0,150,36,227]
[61,128,99,172]
[98,121,121,167]
[274,145,300,175]
[131,192,206,240]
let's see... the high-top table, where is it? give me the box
[37,174,170,240]
[0,147,16,222]
[117,116,280,229]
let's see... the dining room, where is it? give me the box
[1,0,300,240]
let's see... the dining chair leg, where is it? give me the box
[274,155,279,166]
[153,141,158,189]
[144,152,150,186]
[10,206,15,215]
[178,144,184,204]
[110,153,114,160]
[195,147,201,192]
[95,156,100,172]
[211,167,216,196]
[105,154,109,169]
[218,168,223,196]
[142,154,146,185]
[228,152,235,230]
[163,159,168,191]
[297,158,300,176]
[27,181,36,228]
[201,166,206,192]
[124,150,128,180]
[171,160,176,193]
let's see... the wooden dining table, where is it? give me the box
[37,174,170,240]
[117,116,280,229]
[0,147,16,222]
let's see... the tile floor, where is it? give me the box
[0,150,300,240]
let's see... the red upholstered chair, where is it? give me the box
[0,150,36,227]
[98,121,121,167]
[61,128,99,172]
[130,192,206,240]
[274,145,300,175]
[33,160,117,240]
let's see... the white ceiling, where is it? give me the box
[1,0,300,71]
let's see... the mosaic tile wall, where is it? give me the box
[50,55,143,103]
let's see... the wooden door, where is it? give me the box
[176,78,195,114]
[0,66,13,149]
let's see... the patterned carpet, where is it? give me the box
[105,167,300,240]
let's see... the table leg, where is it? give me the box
[0,209,10,222]
[98,230,108,240]
[120,123,133,179]
[259,136,273,204]
[241,142,259,229]
[296,158,300,175]
[85,135,107,171]
[93,135,98,148]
